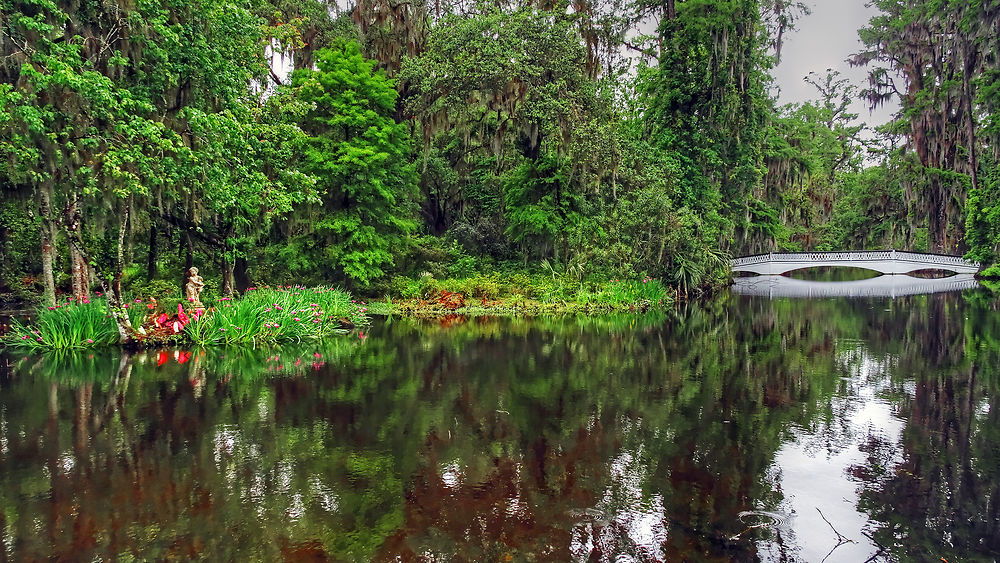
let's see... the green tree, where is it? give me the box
[289,41,417,286]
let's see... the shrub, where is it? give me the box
[979,264,1000,279]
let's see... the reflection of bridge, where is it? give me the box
[731,251,980,275]
[731,274,980,299]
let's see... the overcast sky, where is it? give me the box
[771,0,899,127]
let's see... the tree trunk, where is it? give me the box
[38,184,57,306]
[105,198,135,343]
[235,256,250,294]
[146,223,158,280]
[65,193,90,302]
[65,196,135,344]
[70,247,89,302]
[221,254,235,297]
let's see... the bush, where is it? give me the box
[978,264,1000,279]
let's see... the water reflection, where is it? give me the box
[732,273,979,298]
[1,294,999,561]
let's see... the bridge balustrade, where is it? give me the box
[730,250,980,275]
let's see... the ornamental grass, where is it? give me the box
[3,287,366,350]
[5,297,147,351]
[184,286,368,346]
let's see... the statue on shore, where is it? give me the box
[185,267,205,309]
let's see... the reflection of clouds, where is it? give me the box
[310,476,339,513]
[1,410,7,455]
[767,341,906,562]
[257,396,269,420]
[59,452,75,474]
[570,447,669,562]
[977,399,991,418]
[794,343,900,457]
[213,425,240,465]
[441,461,462,489]
[287,492,305,522]
[214,421,342,526]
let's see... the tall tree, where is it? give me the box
[852,0,1000,253]
[287,41,417,286]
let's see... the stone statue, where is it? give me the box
[185,267,205,309]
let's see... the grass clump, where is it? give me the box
[3,287,366,350]
[5,297,147,351]
[185,286,368,346]
[573,278,671,308]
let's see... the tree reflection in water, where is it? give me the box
[0,291,998,561]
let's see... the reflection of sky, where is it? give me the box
[763,343,905,562]
[571,446,670,562]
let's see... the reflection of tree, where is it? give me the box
[853,295,1000,561]
[1,292,998,560]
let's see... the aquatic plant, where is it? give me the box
[3,288,366,350]
[4,297,145,350]
[184,286,368,346]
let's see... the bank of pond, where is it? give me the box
[1,277,676,351]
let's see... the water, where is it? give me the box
[1,290,999,561]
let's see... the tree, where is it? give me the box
[852,0,1000,253]
[640,0,774,252]
[288,41,417,287]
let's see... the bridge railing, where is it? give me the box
[731,250,979,268]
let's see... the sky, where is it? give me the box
[771,0,899,127]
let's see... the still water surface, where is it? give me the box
[1,290,999,561]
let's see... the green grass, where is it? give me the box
[573,278,672,308]
[184,286,368,346]
[3,287,367,350]
[4,297,146,351]
[383,273,675,313]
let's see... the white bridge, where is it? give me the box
[732,274,980,299]
[731,251,980,275]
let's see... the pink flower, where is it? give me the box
[21,335,28,340]
[293,317,300,322]
[86,339,93,343]
[313,353,322,358]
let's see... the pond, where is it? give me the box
[1,289,999,561]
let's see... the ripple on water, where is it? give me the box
[732,510,793,540]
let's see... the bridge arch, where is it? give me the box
[730,251,980,276]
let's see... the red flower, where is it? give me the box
[157,352,169,366]
[177,303,190,326]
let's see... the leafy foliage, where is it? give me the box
[285,41,417,286]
